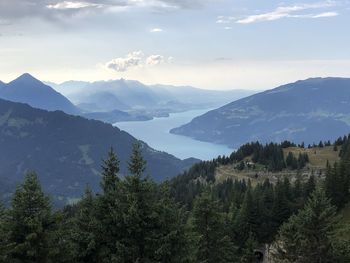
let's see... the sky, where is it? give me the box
[0,0,350,90]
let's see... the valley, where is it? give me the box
[1,1,350,261]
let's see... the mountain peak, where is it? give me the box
[10,73,43,86]
[0,73,79,114]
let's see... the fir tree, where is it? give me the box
[154,182,190,263]
[271,180,291,234]
[128,142,147,178]
[275,188,338,263]
[304,174,316,198]
[114,143,158,263]
[100,147,120,194]
[71,186,99,263]
[95,149,122,262]
[191,191,236,263]
[234,183,258,244]
[6,172,52,263]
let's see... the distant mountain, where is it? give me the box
[171,78,350,148]
[149,84,254,108]
[0,98,198,204]
[0,74,79,114]
[51,79,256,113]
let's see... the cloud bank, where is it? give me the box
[0,0,208,22]
[105,51,169,72]
[217,1,340,26]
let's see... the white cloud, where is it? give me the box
[47,1,104,10]
[106,51,144,72]
[146,55,164,65]
[105,51,170,72]
[233,1,339,24]
[311,11,339,17]
[0,0,208,22]
[150,28,163,32]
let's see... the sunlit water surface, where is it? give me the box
[114,109,233,160]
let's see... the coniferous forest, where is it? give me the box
[0,138,350,263]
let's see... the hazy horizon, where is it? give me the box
[1,0,349,90]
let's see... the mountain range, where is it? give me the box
[0,74,79,115]
[1,73,255,125]
[0,98,198,205]
[171,78,350,148]
[48,79,255,114]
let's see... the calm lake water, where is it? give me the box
[114,109,233,160]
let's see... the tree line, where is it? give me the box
[0,137,350,262]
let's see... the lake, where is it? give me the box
[114,109,233,160]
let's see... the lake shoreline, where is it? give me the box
[114,109,233,160]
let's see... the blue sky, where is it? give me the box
[0,0,349,90]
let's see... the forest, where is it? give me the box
[0,137,350,263]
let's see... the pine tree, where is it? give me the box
[304,174,316,198]
[154,182,190,263]
[71,186,99,263]
[100,147,120,194]
[271,179,291,235]
[319,141,324,148]
[6,172,52,263]
[128,142,146,178]
[234,183,258,244]
[275,188,338,263]
[191,191,236,263]
[286,152,298,170]
[95,149,122,262]
[113,143,159,263]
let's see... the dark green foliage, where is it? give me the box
[100,147,120,194]
[231,142,286,172]
[190,191,236,263]
[5,172,53,263]
[331,223,350,263]
[275,188,338,263]
[304,174,316,198]
[71,187,99,263]
[318,141,324,148]
[286,152,298,170]
[127,142,147,177]
[271,180,292,234]
[286,152,309,170]
[233,183,258,244]
[325,162,350,210]
[1,138,349,262]
[81,145,190,263]
[170,160,218,208]
[324,134,350,209]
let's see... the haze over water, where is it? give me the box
[115,109,233,160]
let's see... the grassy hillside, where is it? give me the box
[216,146,340,185]
[283,146,340,168]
